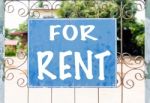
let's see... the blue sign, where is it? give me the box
[28,18,117,87]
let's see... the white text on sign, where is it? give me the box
[36,24,112,81]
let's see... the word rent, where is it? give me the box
[37,25,112,81]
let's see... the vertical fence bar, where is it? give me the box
[28,1,30,103]
[145,0,150,103]
[0,0,4,103]
[120,0,124,103]
[51,88,53,103]
[74,88,76,103]
[97,88,99,103]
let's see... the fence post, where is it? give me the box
[145,0,150,103]
[0,0,4,103]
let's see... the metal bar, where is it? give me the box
[51,88,53,103]
[120,1,124,103]
[28,1,30,103]
[27,88,30,103]
[74,88,76,103]
[145,0,150,103]
[0,0,4,103]
[98,88,99,103]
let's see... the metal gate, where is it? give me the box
[3,0,146,103]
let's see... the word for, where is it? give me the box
[49,25,98,41]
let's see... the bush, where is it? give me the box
[5,46,16,56]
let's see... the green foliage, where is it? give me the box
[57,0,137,18]
[136,33,144,47]
[130,22,144,47]
[5,21,27,39]
[38,0,44,8]
[57,0,119,18]
[5,21,28,56]
[5,28,15,39]
[57,0,144,55]
[17,21,28,32]
[5,46,16,56]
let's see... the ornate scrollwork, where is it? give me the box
[5,1,29,17]
[16,50,26,60]
[122,53,145,68]
[122,2,136,19]
[4,0,145,90]
[117,52,122,64]
[29,1,61,18]
[4,50,27,87]
[5,58,14,66]
[5,55,27,69]
[117,72,122,88]
[123,68,145,89]
[30,1,52,10]
[5,72,14,80]
[17,77,27,87]
[5,4,14,13]
[134,0,145,11]
[108,0,145,19]
[122,0,145,19]
[4,0,145,19]
[29,1,51,18]
[117,52,145,89]
[5,68,27,87]
[52,1,61,9]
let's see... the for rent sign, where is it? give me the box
[28,19,117,87]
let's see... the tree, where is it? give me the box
[57,0,119,18]
[5,21,28,54]
[5,28,15,39]
[16,21,28,32]
[5,21,28,40]
[57,0,144,56]
[38,0,44,8]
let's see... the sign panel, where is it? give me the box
[28,18,117,87]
